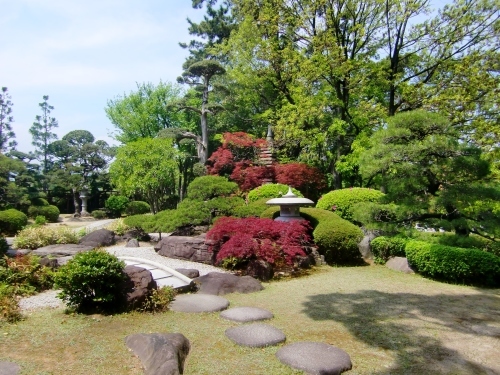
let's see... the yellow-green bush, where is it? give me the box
[0,209,28,235]
[248,183,303,202]
[105,218,130,236]
[13,226,81,250]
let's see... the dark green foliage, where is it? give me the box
[0,237,8,257]
[30,197,49,206]
[0,209,28,235]
[248,184,303,202]
[55,250,127,313]
[300,208,364,264]
[260,206,280,220]
[234,198,271,218]
[186,175,238,200]
[28,205,59,223]
[125,201,151,216]
[316,188,385,222]
[405,241,500,287]
[370,236,408,264]
[91,210,107,219]
[105,195,130,217]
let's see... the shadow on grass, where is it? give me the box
[302,290,500,375]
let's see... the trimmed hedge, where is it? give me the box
[234,198,271,218]
[316,188,385,222]
[261,207,363,264]
[371,236,408,264]
[28,205,60,223]
[125,201,151,216]
[187,175,238,201]
[248,183,303,202]
[0,209,28,235]
[405,240,500,287]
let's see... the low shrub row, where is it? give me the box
[13,226,82,250]
[405,240,500,287]
[27,205,60,223]
[370,236,408,264]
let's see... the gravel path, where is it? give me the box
[19,244,228,311]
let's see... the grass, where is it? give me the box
[1,265,499,375]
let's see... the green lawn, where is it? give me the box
[1,265,499,375]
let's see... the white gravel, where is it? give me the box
[18,244,227,311]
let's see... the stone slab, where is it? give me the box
[0,361,20,375]
[225,323,285,348]
[386,257,415,274]
[220,307,274,323]
[169,294,229,313]
[32,244,94,257]
[276,342,352,375]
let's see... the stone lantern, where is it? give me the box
[266,187,314,222]
[79,187,90,217]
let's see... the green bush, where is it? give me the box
[13,226,81,250]
[248,183,303,202]
[105,218,130,236]
[370,236,408,264]
[187,175,238,201]
[91,210,107,219]
[405,240,500,287]
[0,237,8,257]
[316,188,385,222]
[125,201,151,216]
[55,250,127,313]
[0,209,28,235]
[140,286,176,313]
[28,205,60,223]
[34,216,47,225]
[105,195,130,217]
[234,198,271,218]
[30,197,49,206]
[260,206,280,219]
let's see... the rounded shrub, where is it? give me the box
[30,197,49,207]
[234,198,271,218]
[55,250,127,313]
[34,216,47,226]
[316,188,385,222]
[28,205,60,223]
[187,175,238,201]
[370,236,408,264]
[125,201,151,216]
[105,195,130,217]
[91,210,107,219]
[405,240,500,287]
[0,209,28,235]
[248,183,303,203]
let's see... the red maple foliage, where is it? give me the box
[230,163,275,191]
[206,217,312,265]
[207,148,235,176]
[275,163,326,200]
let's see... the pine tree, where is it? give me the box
[0,87,17,153]
[29,95,58,174]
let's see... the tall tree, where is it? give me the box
[29,95,58,176]
[0,87,17,153]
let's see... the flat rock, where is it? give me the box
[155,235,213,264]
[125,333,190,375]
[194,272,263,295]
[220,307,274,323]
[386,257,415,274]
[225,323,285,347]
[175,268,200,279]
[6,249,31,257]
[169,294,229,313]
[276,342,352,375]
[126,238,140,247]
[79,228,115,247]
[32,244,94,257]
[0,361,20,375]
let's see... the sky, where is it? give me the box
[0,0,204,153]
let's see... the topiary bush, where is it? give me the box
[13,226,81,250]
[30,197,49,207]
[105,195,130,218]
[0,209,28,235]
[405,240,500,287]
[28,205,60,223]
[91,210,107,219]
[248,183,303,203]
[34,216,47,226]
[125,201,151,216]
[187,175,238,201]
[370,236,408,264]
[55,250,127,313]
[316,188,385,222]
[234,198,271,218]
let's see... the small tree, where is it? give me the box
[0,87,17,153]
[30,95,58,175]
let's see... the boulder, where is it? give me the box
[386,257,415,274]
[78,229,115,247]
[245,260,274,281]
[126,239,140,248]
[358,229,379,259]
[155,236,213,264]
[39,257,59,270]
[0,361,20,375]
[123,266,157,309]
[32,244,94,257]
[175,269,200,279]
[193,272,263,295]
[122,228,151,242]
[6,249,31,257]
[125,333,190,375]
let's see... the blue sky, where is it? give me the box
[0,0,204,152]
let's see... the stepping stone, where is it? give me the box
[276,342,352,375]
[220,307,274,323]
[0,361,20,375]
[225,323,285,347]
[169,294,229,313]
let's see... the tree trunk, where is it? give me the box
[72,188,81,216]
